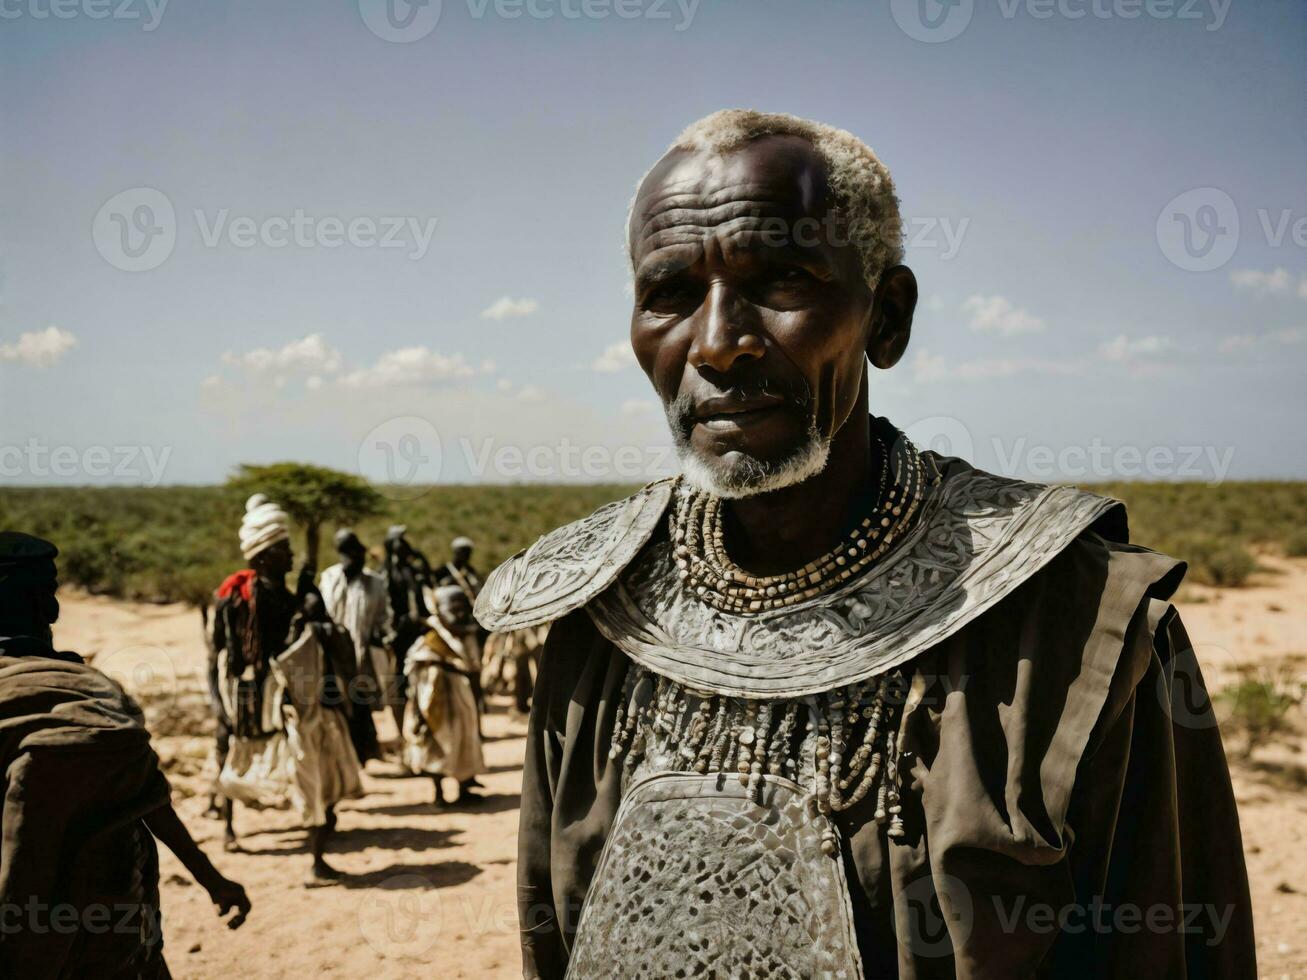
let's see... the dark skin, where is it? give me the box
[2,596,251,929]
[222,539,342,884]
[339,538,366,579]
[629,136,917,574]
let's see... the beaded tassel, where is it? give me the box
[609,666,910,844]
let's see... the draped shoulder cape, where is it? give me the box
[0,639,171,979]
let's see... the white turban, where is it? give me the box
[239,493,290,560]
[451,536,474,550]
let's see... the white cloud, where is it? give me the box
[1230,267,1293,297]
[593,342,637,372]
[621,399,657,416]
[496,378,513,392]
[912,348,1076,383]
[222,333,343,374]
[913,350,949,383]
[1217,334,1257,354]
[201,373,222,389]
[1217,327,1306,355]
[1100,334,1173,362]
[516,384,546,403]
[962,294,1046,336]
[0,326,78,368]
[338,346,479,388]
[479,296,540,320]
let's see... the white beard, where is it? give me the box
[674,427,831,499]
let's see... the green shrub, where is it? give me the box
[1217,665,1304,759]
[1169,533,1258,587]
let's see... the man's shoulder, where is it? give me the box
[0,650,146,736]
[474,478,675,632]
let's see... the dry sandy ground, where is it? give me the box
[51,558,1307,979]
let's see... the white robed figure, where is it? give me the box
[402,584,486,806]
[320,528,397,743]
[213,494,362,884]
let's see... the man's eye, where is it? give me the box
[770,267,815,286]
[645,282,696,310]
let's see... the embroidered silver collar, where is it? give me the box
[586,458,1121,699]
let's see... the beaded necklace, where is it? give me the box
[671,432,926,613]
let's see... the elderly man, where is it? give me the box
[477,110,1256,979]
[402,585,486,806]
[213,495,362,885]
[319,529,392,761]
[0,532,249,978]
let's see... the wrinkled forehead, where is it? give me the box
[628,136,835,263]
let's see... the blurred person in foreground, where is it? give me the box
[319,528,393,763]
[402,584,486,807]
[478,110,1256,979]
[212,495,362,885]
[0,532,249,979]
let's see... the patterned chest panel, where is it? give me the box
[566,772,864,980]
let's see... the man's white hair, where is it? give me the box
[630,109,904,289]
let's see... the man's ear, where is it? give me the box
[867,265,917,370]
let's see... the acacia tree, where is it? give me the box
[227,463,385,572]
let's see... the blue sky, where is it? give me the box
[1,0,1304,486]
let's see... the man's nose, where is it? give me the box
[687,281,766,374]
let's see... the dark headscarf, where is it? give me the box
[0,532,58,591]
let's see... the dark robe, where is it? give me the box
[0,638,172,979]
[517,531,1256,979]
